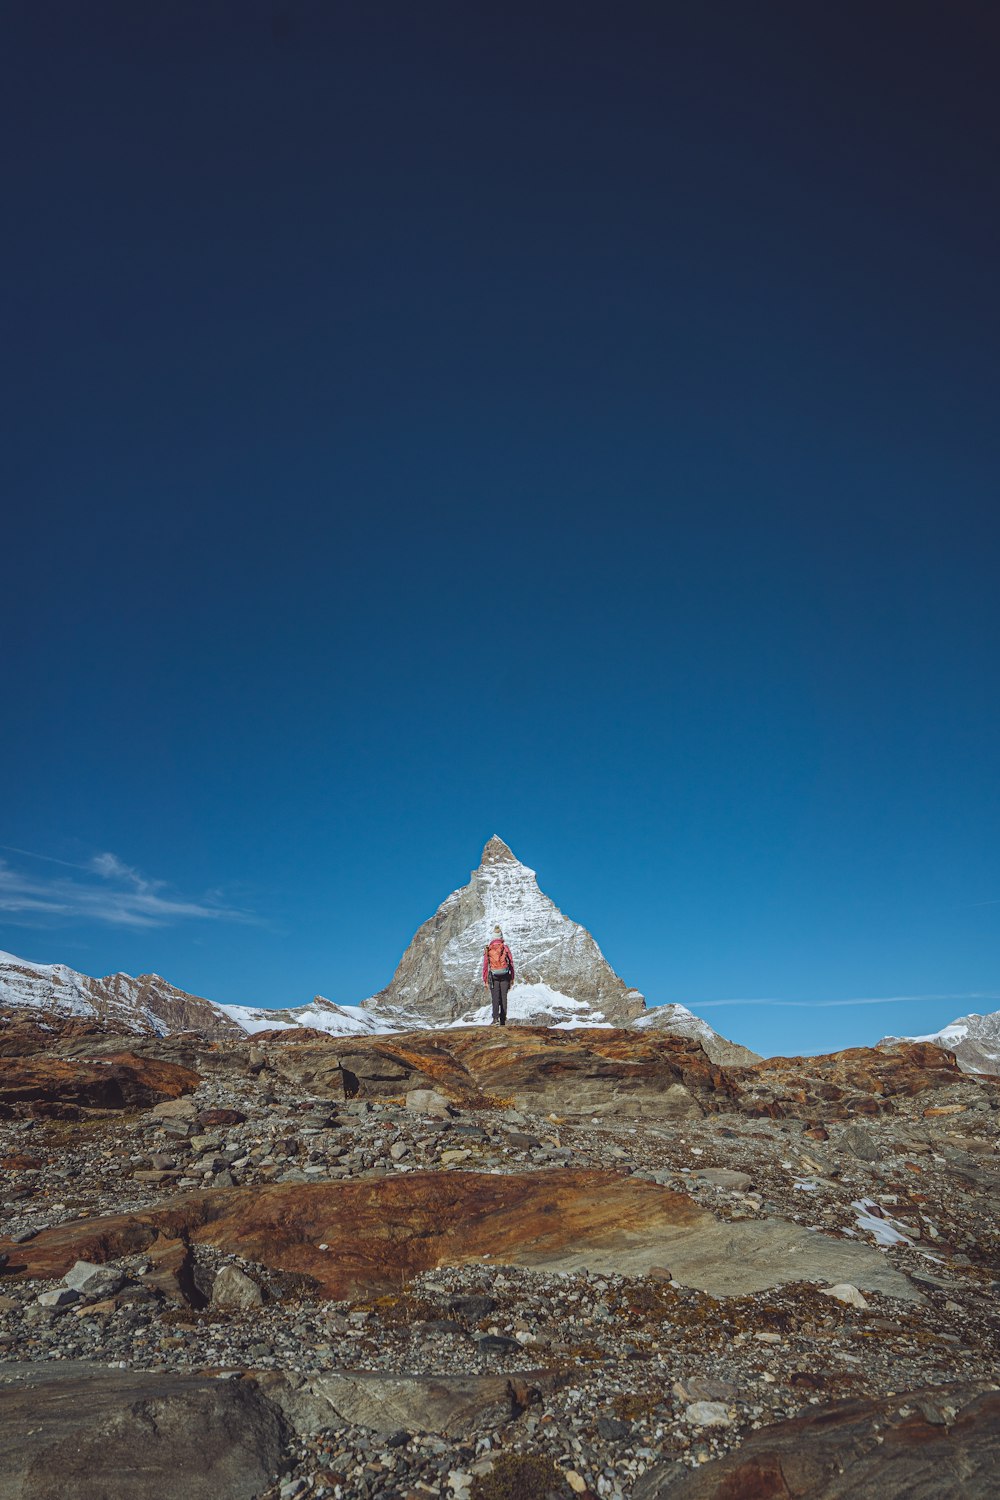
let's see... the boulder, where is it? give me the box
[0,1360,291,1500]
[211,1264,264,1309]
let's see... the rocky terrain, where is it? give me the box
[1,1007,998,1499]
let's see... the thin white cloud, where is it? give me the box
[0,849,254,930]
[692,992,1000,1009]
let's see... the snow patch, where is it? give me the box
[451,981,612,1029]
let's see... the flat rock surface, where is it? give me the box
[0,1360,290,1500]
[3,1170,918,1302]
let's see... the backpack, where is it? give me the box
[487,939,508,973]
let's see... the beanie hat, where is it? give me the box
[492,926,503,938]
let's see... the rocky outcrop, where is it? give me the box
[729,1041,976,1119]
[0,1052,199,1119]
[364,836,647,1025]
[633,1382,1000,1499]
[264,1025,736,1118]
[2,1167,918,1303]
[635,1003,762,1067]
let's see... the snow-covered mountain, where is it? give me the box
[0,948,242,1039]
[364,835,647,1026]
[0,949,382,1042]
[880,1011,1000,1077]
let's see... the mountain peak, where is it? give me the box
[480,835,516,866]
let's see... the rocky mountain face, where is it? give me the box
[1,1007,998,1499]
[365,835,648,1026]
[881,1010,1000,1077]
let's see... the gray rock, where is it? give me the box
[694,1169,753,1191]
[211,1264,264,1309]
[36,1288,80,1310]
[0,1360,291,1500]
[63,1261,126,1300]
[596,1415,631,1440]
[259,1369,535,1438]
[406,1089,453,1118]
[684,1401,732,1427]
[842,1124,881,1161]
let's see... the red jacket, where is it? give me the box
[482,941,515,988]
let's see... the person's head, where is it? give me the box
[492,925,503,940]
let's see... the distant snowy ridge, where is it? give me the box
[880,1011,1000,1077]
[634,1002,762,1066]
[216,997,387,1038]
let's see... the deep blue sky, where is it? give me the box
[2,2,998,1057]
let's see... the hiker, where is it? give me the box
[482,925,515,1026]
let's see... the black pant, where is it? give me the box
[489,973,510,1024]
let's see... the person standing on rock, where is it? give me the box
[482,926,515,1026]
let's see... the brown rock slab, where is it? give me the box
[632,1382,1000,1499]
[0,1360,291,1500]
[0,1170,917,1302]
[0,1053,198,1119]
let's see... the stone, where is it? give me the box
[211,1264,264,1309]
[37,1287,80,1309]
[63,1261,127,1300]
[197,1109,246,1127]
[674,1377,740,1403]
[406,1089,453,1118]
[685,1401,732,1428]
[151,1096,199,1121]
[820,1282,870,1310]
[842,1124,881,1161]
[259,1369,544,1438]
[595,1415,631,1440]
[694,1168,752,1191]
[0,1359,291,1499]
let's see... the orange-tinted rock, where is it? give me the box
[0,1052,199,1119]
[2,1170,709,1299]
[0,1008,134,1058]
